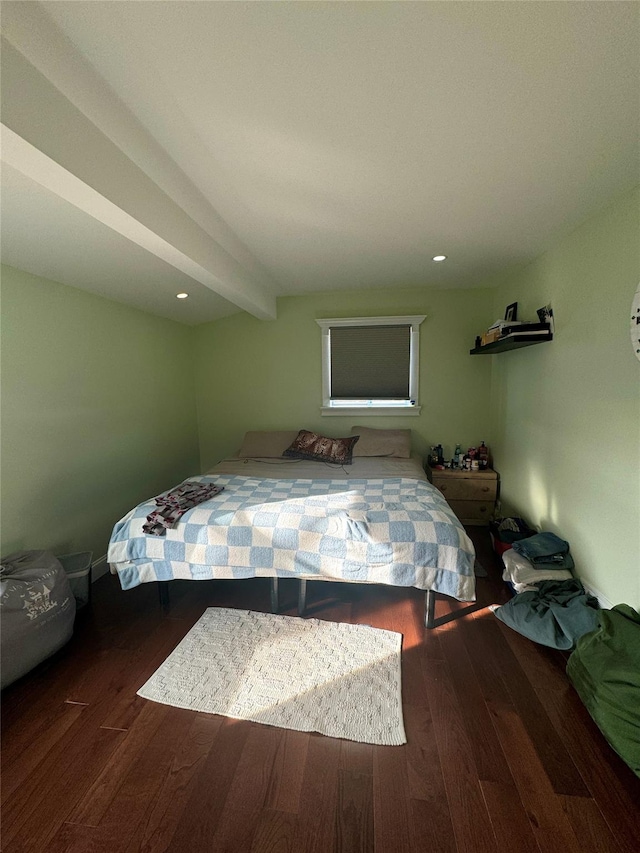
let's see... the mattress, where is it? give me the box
[108,454,475,601]
[208,453,429,482]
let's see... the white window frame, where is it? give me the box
[316,315,425,416]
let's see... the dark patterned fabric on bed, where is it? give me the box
[283,430,360,465]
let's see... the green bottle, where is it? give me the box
[454,444,462,468]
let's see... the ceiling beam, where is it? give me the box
[0,33,277,320]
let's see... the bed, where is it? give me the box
[107,429,476,628]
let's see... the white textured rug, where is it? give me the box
[138,607,406,745]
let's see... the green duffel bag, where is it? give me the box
[567,604,640,778]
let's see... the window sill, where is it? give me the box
[321,406,422,417]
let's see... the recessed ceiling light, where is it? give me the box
[176,292,189,299]
[432,255,447,262]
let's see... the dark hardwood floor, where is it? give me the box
[2,530,639,852]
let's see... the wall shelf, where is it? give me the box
[470,328,553,355]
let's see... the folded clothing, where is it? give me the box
[567,605,640,778]
[502,549,573,593]
[512,531,574,570]
[494,578,599,650]
[490,516,536,545]
[143,482,224,536]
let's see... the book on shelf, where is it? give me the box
[487,318,525,331]
[501,322,551,337]
[500,331,551,341]
[475,321,552,349]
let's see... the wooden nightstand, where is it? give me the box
[426,464,498,526]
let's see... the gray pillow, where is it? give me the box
[238,430,300,458]
[350,426,411,458]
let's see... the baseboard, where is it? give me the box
[582,580,613,610]
[91,554,108,582]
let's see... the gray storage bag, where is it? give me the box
[1,550,76,689]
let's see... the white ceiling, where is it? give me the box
[0,164,240,325]
[1,1,638,323]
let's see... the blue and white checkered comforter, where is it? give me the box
[108,475,475,601]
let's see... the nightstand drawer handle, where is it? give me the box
[440,485,447,491]
[481,486,490,492]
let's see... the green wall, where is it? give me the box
[3,189,638,610]
[489,188,640,608]
[0,265,200,562]
[194,287,495,471]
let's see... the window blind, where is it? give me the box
[330,324,411,399]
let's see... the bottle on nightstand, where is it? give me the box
[453,444,462,468]
[479,441,489,470]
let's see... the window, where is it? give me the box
[316,315,425,415]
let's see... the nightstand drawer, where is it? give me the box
[432,477,497,502]
[425,464,498,526]
[447,499,494,523]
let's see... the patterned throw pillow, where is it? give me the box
[283,430,360,465]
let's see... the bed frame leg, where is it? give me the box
[270,577,279,613]
[425,590,436,629]
[298,580,307,616]
[158,581,170,613]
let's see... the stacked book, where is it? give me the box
[499,321,552,341]
[479,320,552,347]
